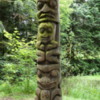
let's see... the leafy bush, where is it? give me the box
[0,29,37,83]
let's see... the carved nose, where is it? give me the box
[41,4,50,13]
[43,32,48,37]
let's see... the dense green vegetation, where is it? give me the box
[61,0,100,76]
[0,0,100,99]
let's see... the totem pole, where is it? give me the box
[35,0,62,100]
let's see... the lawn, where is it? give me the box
[62,75,100,100]
[0,75,100,100]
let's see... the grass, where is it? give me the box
[0,75,100,100]
[0,76,37,100]
[63,96,86,100]
[62,75,100,100]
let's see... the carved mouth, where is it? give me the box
[38,81,56,89]
[39,13,55,19]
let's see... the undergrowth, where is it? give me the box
[0,76,37,98]
[62,75,100,100]
[0,75,100,100]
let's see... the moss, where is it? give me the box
[38,22,56,41]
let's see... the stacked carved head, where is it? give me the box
[37,0,59,22]
[38,22,56,44]
[37,69,60,89]
[37,64,61,89]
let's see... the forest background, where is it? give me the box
[0,0,100,100]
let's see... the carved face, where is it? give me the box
[37,69,60,89]
[37,0,58,22]
[38,22,56,43]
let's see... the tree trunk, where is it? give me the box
[35,0,62,100]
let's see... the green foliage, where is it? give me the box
[0,29,37,83]
[0,0,99,78]
[0,21,6,56]
[60,0,100,76]
[0,0,37,38]
[71,0,100,56]
[4,29,21,53]
[60,0,73,32]
[0,0,100,99]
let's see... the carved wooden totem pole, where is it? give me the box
[35,0,62,100]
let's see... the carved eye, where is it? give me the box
[47,27,52,33]
[37,2,44,10]
[40,28,45,33]
[51,70,58,77]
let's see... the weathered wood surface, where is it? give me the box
[35,0,62,100]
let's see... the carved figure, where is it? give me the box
[37,22,58,50]
[35,88,62,100]
[46,48,60,63]
[37,0,59,22]
[37,48,60,64]
[37,22,60,64]
[37,69,60,89]
[37,50,45,63]
[35,0,62,100]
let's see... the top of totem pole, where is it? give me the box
[37,0,59,23]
